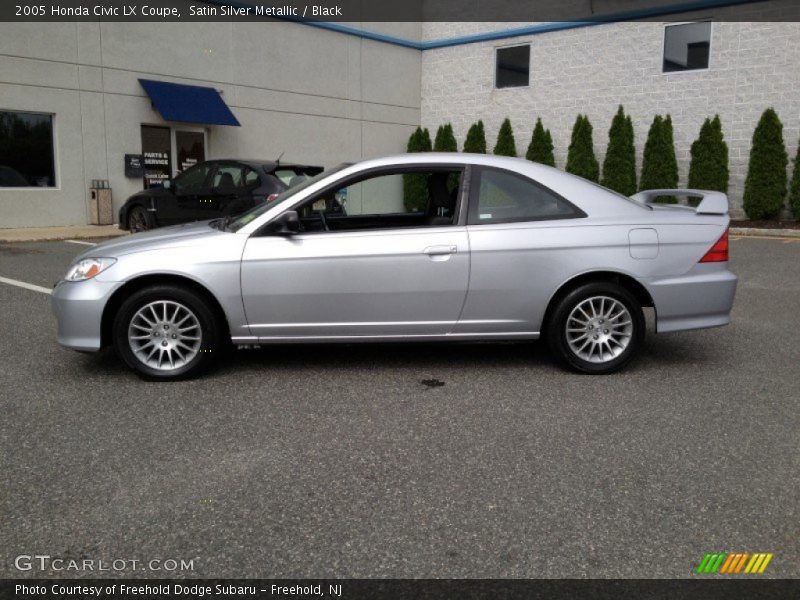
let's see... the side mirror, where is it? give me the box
[162,179,173,192]
[270,210,300,235]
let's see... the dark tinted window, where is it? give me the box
[174,163,212,193]
[496,45,530,88]
[663,22,711,72]
[469,168,583,224]
[211,164,245,190]
[0,111,55,187]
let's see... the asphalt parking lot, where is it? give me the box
[1,236,798,579]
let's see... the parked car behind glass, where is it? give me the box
[119,159,322,232]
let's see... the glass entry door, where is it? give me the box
[141,125,171,189]
[175,131,206,174]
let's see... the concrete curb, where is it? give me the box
[0,224,127,243]
[730,227,800,238]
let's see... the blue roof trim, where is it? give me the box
[204,0,766,50]
[139,79,240,126]
[422,0,768,49]
[293,21,422,49]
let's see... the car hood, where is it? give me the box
[77,221,230,260]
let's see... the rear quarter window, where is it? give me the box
[469,168,585,225]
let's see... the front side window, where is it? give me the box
[174,163,212,194]
[495,45,530,88]
[468,168,584,225]
[0,111,55,187]
[293,168,462,233]
[663,22,711,72]
[227,164,349,232]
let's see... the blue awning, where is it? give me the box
[139,79,240,126]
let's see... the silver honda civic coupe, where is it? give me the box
[52,153,736,379]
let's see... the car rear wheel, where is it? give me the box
[546,282,644,374]
[112,285,223,380]
[127,205,153,232]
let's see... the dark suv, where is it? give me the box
[119,159,322,232]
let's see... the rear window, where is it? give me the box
[270,167,324,187]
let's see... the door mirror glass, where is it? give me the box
[162,179,173,191]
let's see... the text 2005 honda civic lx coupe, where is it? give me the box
[52,154,737,380]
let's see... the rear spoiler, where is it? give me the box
[630,189,729,215]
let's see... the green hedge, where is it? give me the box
[403,126,432,212]
[463,120,487,154]
[601,106,637,196]
[640,115,679,203]
[526,117,555,167]
[687,115,729,207]
[743,108,788,220]
[493,118,517,157]
[433,123,458,152]
[790,138,800,219]
[566,115,599,182]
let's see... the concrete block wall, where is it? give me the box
[422,9,800,217]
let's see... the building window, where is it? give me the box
[663,22,711,73]
[0,111,55,187]
[496,45,530,88]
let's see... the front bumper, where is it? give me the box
[51,278,122,351]
[646,263,738,333]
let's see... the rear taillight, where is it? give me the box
[700,229,729,263]
[265,193,279,203]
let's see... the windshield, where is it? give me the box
[227,164,349,232]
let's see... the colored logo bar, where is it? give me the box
[696,552,773,574]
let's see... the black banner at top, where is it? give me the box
[3,0,800,22]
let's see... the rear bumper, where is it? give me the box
[645,264,738,333]
[51,279,122,351]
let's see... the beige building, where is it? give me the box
[2,1,800,227]
[0,20,421,227]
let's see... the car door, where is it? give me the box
[168,162,214,223]
[240,166,470,340]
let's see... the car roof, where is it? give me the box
[203,158,321,171]
[337,152,573,188]
[334,153,648,218]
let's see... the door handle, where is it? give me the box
[423,245,457,256]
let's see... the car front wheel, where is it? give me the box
[546,282,644,374]
[112,285,223,380]
[127,205,153,232]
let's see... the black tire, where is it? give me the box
[112,285,224,380]
[127,205,154,232]
[546,281,644,374]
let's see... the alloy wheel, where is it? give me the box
[128,300,202,370]
[565,295,633,364]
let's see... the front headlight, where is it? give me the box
[64,258,117,282]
